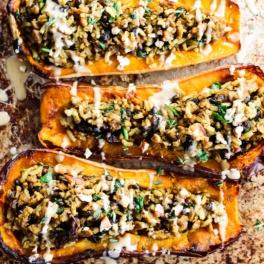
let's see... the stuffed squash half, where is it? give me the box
[0,149,241,263]
[39,65,264,179]
[7,0,240,78]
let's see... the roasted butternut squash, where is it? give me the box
[0,149,241,263]
[39,64,264,179]
[7,0,240,78]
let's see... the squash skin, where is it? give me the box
[39,64,264,179]
[0,149,241,263]
[7,0,240,79]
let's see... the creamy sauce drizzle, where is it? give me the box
[70,81,78,96]
[192,0,202,10]
[6,56,31,100]
[215,0,226,17]
[108,235,137,258]
[0,90,8,102]
[210,0,217,11]
[245,0,258,15]
[150,81,181,109]
[0,111,11,126]
[41,202,59,262]
[217,188,228,243]
[93,87,101,128]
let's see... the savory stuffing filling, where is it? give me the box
[5,163,225,250]
[60,74,264,163]
[15,0,227,68]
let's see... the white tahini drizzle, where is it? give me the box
[93,87,101,128]
[210,0,217,11]
[108,235,137,258]
[70,81,78,96]
[215,0,226,17]
[6,56,31,100]
[245,0,258,15]
[0,111,11,126]
[150,81,182,110]
[41,202,59,262]
[0,90,8,102]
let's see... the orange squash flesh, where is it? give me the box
[39,65,264,179]
[0,149,241,263]
[7,0,240,79]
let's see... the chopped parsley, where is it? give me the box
[154,180,162,185]
[92,193,101,202]
[210,81,222,90]
[57,207,64,214]
[98,40,106,50]
[41,48,51,53]
[137,50,147,58]
[166,119,176,128]
[212,104,232,123]
[122,146,129,153]
[134,196,144,211]
[109,238,119,243]
[215,181,223,187]
[108,210,117,222]
[111,178,123,193]
[93,209,101,219]
[165,104,179,117]
[157,168,163,176]
[88,16,97,25]
[254,219,263,231]
[40,217,48,224]
[40,171,53,183]
[196,150,208,161]
[103,104,115,114]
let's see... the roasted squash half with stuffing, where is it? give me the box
[7,0,240,78]
[0,149,241,263]
[39,65,264,179]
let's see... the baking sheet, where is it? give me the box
[0,0,264,263]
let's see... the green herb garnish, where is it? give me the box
[103,104,115,114]
[112,178,123,193]
[122,127,128,140]
[166,119,176,128]
[175,9,184,17]
[41,48,51,53]
[15,9,20,19]
[40,171,53,183]
[157,168,163,176]
[40,217,48,224]
[210,81,222,90]
[134,196,144,211]
[96,134,102,140]
[57,207,64,214]
[113,2,120,16]
[88,16,97,25]
[109,238,119,243]
[137,50,147,58]
[215,181,223,187]
[46,17,57,30]
[196,150,208,161]
[165,104,179,117]
[154,180,162,185]
[93,209,101,219]
[108,210,117,222]
[145,7,151,13]
[254,219,263,231]
[98,40,106,50]
[92,193,101,202]
[122,146,129,153]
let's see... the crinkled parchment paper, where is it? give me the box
[0,0,264,263]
